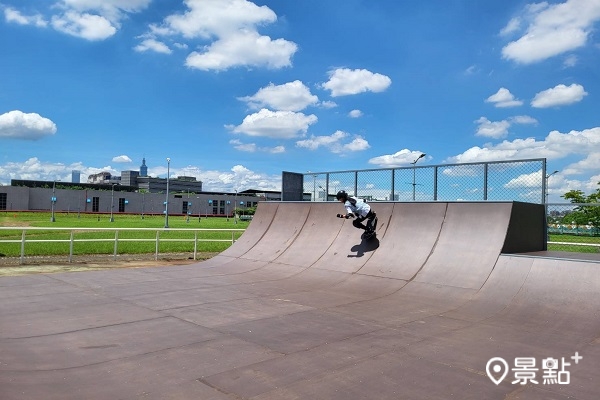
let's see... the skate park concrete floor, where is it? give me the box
[1,202,598,400]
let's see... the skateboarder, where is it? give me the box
[336,190,377,238]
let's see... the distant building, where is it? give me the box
[71,170,81,183]
[140,158,148,177]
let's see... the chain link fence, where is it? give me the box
[302,159,599,254]
[305,159,546,203]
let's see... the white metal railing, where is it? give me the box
[0,227,245,265]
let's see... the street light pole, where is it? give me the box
[411,153,426,201]
[545,170,559,204]
[110,184,115,222]
[165,157,170,228]
[50,180,58,222]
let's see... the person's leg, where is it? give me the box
[365,211,377,232]
[353,215,367,230]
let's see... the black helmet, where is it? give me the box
[336,190,348,201]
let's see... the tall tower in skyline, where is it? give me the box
[140,158,148,177]
[71,170,81,183]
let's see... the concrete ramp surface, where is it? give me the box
[1,201,598,400]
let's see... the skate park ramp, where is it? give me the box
[1,201,599,400]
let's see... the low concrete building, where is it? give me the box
[0,185,261,217]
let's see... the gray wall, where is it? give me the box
[0,186,259,216]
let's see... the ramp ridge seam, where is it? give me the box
[354,204,395,276]
[270,203,316,264]
[232,203,280,260]
[406,203,449,283]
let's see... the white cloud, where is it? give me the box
[485,88,523,108]
[348,109,363,118]
[368,149,427,168]
[531,83,588,108]
[320,101,337,109]
[239,81,318,112]
[500,17,521,36]
[161,0,276,39]
[112,155,132,163]
[134,39,172,54]
[0,157,116,184]
[0,158,281,192]
[563,54,578,68]
[228,108,317,139]
[474,116,538,139]
[51,11,117,40]
[229,139,285,153]
[143,0,297,71]
[4,7,47,27]
[321,68,392,97]
[343,137,370,152]
[7,0,151,40]
[501,0,600,64]
[561,152,600,175]
[504,170,543,188]
[0,110,57,140]
[447,127,600,164]
[475,117,511,139]
[185,30,297,71]
[295,131,369,154]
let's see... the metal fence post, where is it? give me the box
[113,230,119,261]
[20,229,26,265]
[69,231,74,263]
[155,231,160,261]
[433,166,438,201]
[483,163,488,201]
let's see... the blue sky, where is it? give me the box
[0,0,599,201]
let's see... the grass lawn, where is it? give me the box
[548,233,600,253]
[0,212,249,257]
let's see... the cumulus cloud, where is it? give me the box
[211,164,280,191]
[51,11,116,40]
[474,115,537,139]
[531,83,588,108]
[368,149,428,168]
[475,117,511,139]
[0,157,116,184]
[239,81,318,112]
[185,30,297,71]
[446,127,600,164]
[348,109,363,118]
[229,139,285,153]
[227,108,317,139]
[6,0,151,40]
[0,158,281,192]
[485,88,523,108]
[112,155,132,163]
[295,131,370,154]
[321,68,392,97]
[0,110,57,140]
[134,39,172,54]
[141,0,297,70]
[4,7,47,27]
[501,0,600,64]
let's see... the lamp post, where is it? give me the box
[411,153,426,201]
[164,157,170,228]
[110,184,115,222]
[545,170,559,204]
[50,180,59,222]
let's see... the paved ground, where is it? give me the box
[0,202,598,399]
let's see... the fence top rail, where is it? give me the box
[547,203,600,207]
[0,227,246,232]
[303,158,546,175]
